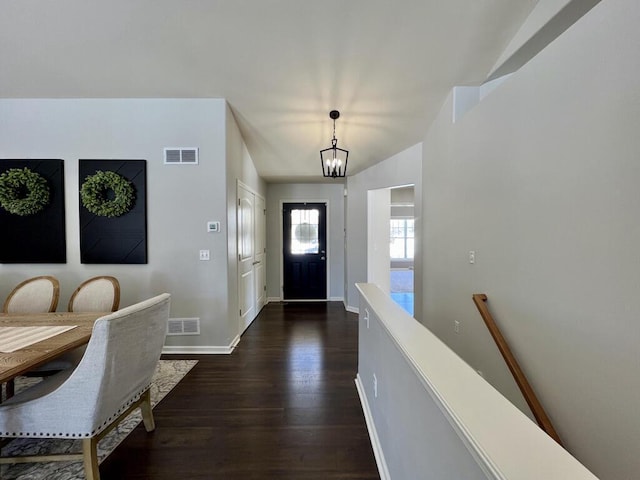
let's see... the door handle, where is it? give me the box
[321,257,325,260]
[252,261,260,265]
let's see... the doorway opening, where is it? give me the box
[367,185,414,315]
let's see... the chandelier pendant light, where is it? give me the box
[320,110,349,178]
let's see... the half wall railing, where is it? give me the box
[355,283,598,480]
[472,293,563,446]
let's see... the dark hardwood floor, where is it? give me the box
[101,301,380,479]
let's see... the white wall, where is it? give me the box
[357,283,598,480]
[345,143,422,316]
[265,183,345,300]
[421,1,640,478]
[225,104,266,343]
[0,98,257,351]
[487,0,601,81]
[367,188,391,294]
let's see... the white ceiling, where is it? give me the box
[0,1,537,182]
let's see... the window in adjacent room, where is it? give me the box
[390,218,414,259]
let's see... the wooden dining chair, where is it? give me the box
[2,276,60,314]
[68,275,120,312]
[0,293,171,480]
[23,276,120,382]
[2,276,60,399]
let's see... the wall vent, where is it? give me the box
[164,147,199,165]
[167,317,200,336]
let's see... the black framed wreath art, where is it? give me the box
[0,159,66,263]
[79,160,147,264]
[80,170,135,218]
[0,167,51,216]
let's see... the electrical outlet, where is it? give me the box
[454,320,460,333]
[469,250,475,264]
[364,308,370,329]
[199,250,210,261]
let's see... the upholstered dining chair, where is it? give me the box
[0,293,170,480]
[2,275,60,314]
[68,276,120,313]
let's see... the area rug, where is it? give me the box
[0,359,198,480]
[390,269,414,293]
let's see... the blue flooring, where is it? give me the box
[391,269,414,315]
[390,292,414,316]
[390,269,413,292]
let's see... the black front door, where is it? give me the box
[283,202,327,300]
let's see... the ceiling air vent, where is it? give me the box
[167,318,200,336]
[164,147,199,165]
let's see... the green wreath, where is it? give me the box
[0,167,51,216]
[80,170,135,218]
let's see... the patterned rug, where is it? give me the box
[0,359,197,480]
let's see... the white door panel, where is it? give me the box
[240,269,254,332]
[255,261,266,311]
[237,183,266,336]
[254,195,266,311]
[238,185,255,332]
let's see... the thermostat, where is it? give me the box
[207,221,221,233]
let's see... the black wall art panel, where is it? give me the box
[79,159,147,264]
[0,159,66,263]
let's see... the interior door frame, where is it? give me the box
[279,199,331,301]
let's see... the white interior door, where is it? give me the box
[237,183,267,335]
[238,184,255,333]
[254,194,266,312]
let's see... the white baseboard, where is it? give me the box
[162,345,234,355]
[268,296,345,303]
[355,374,391,480]
[345,304,359,314]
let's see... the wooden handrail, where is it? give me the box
[472,293,563,446]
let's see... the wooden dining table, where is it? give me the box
[0,312,107,384]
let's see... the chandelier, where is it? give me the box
[319,110,348,178]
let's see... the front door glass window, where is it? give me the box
[290,209,320,254]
